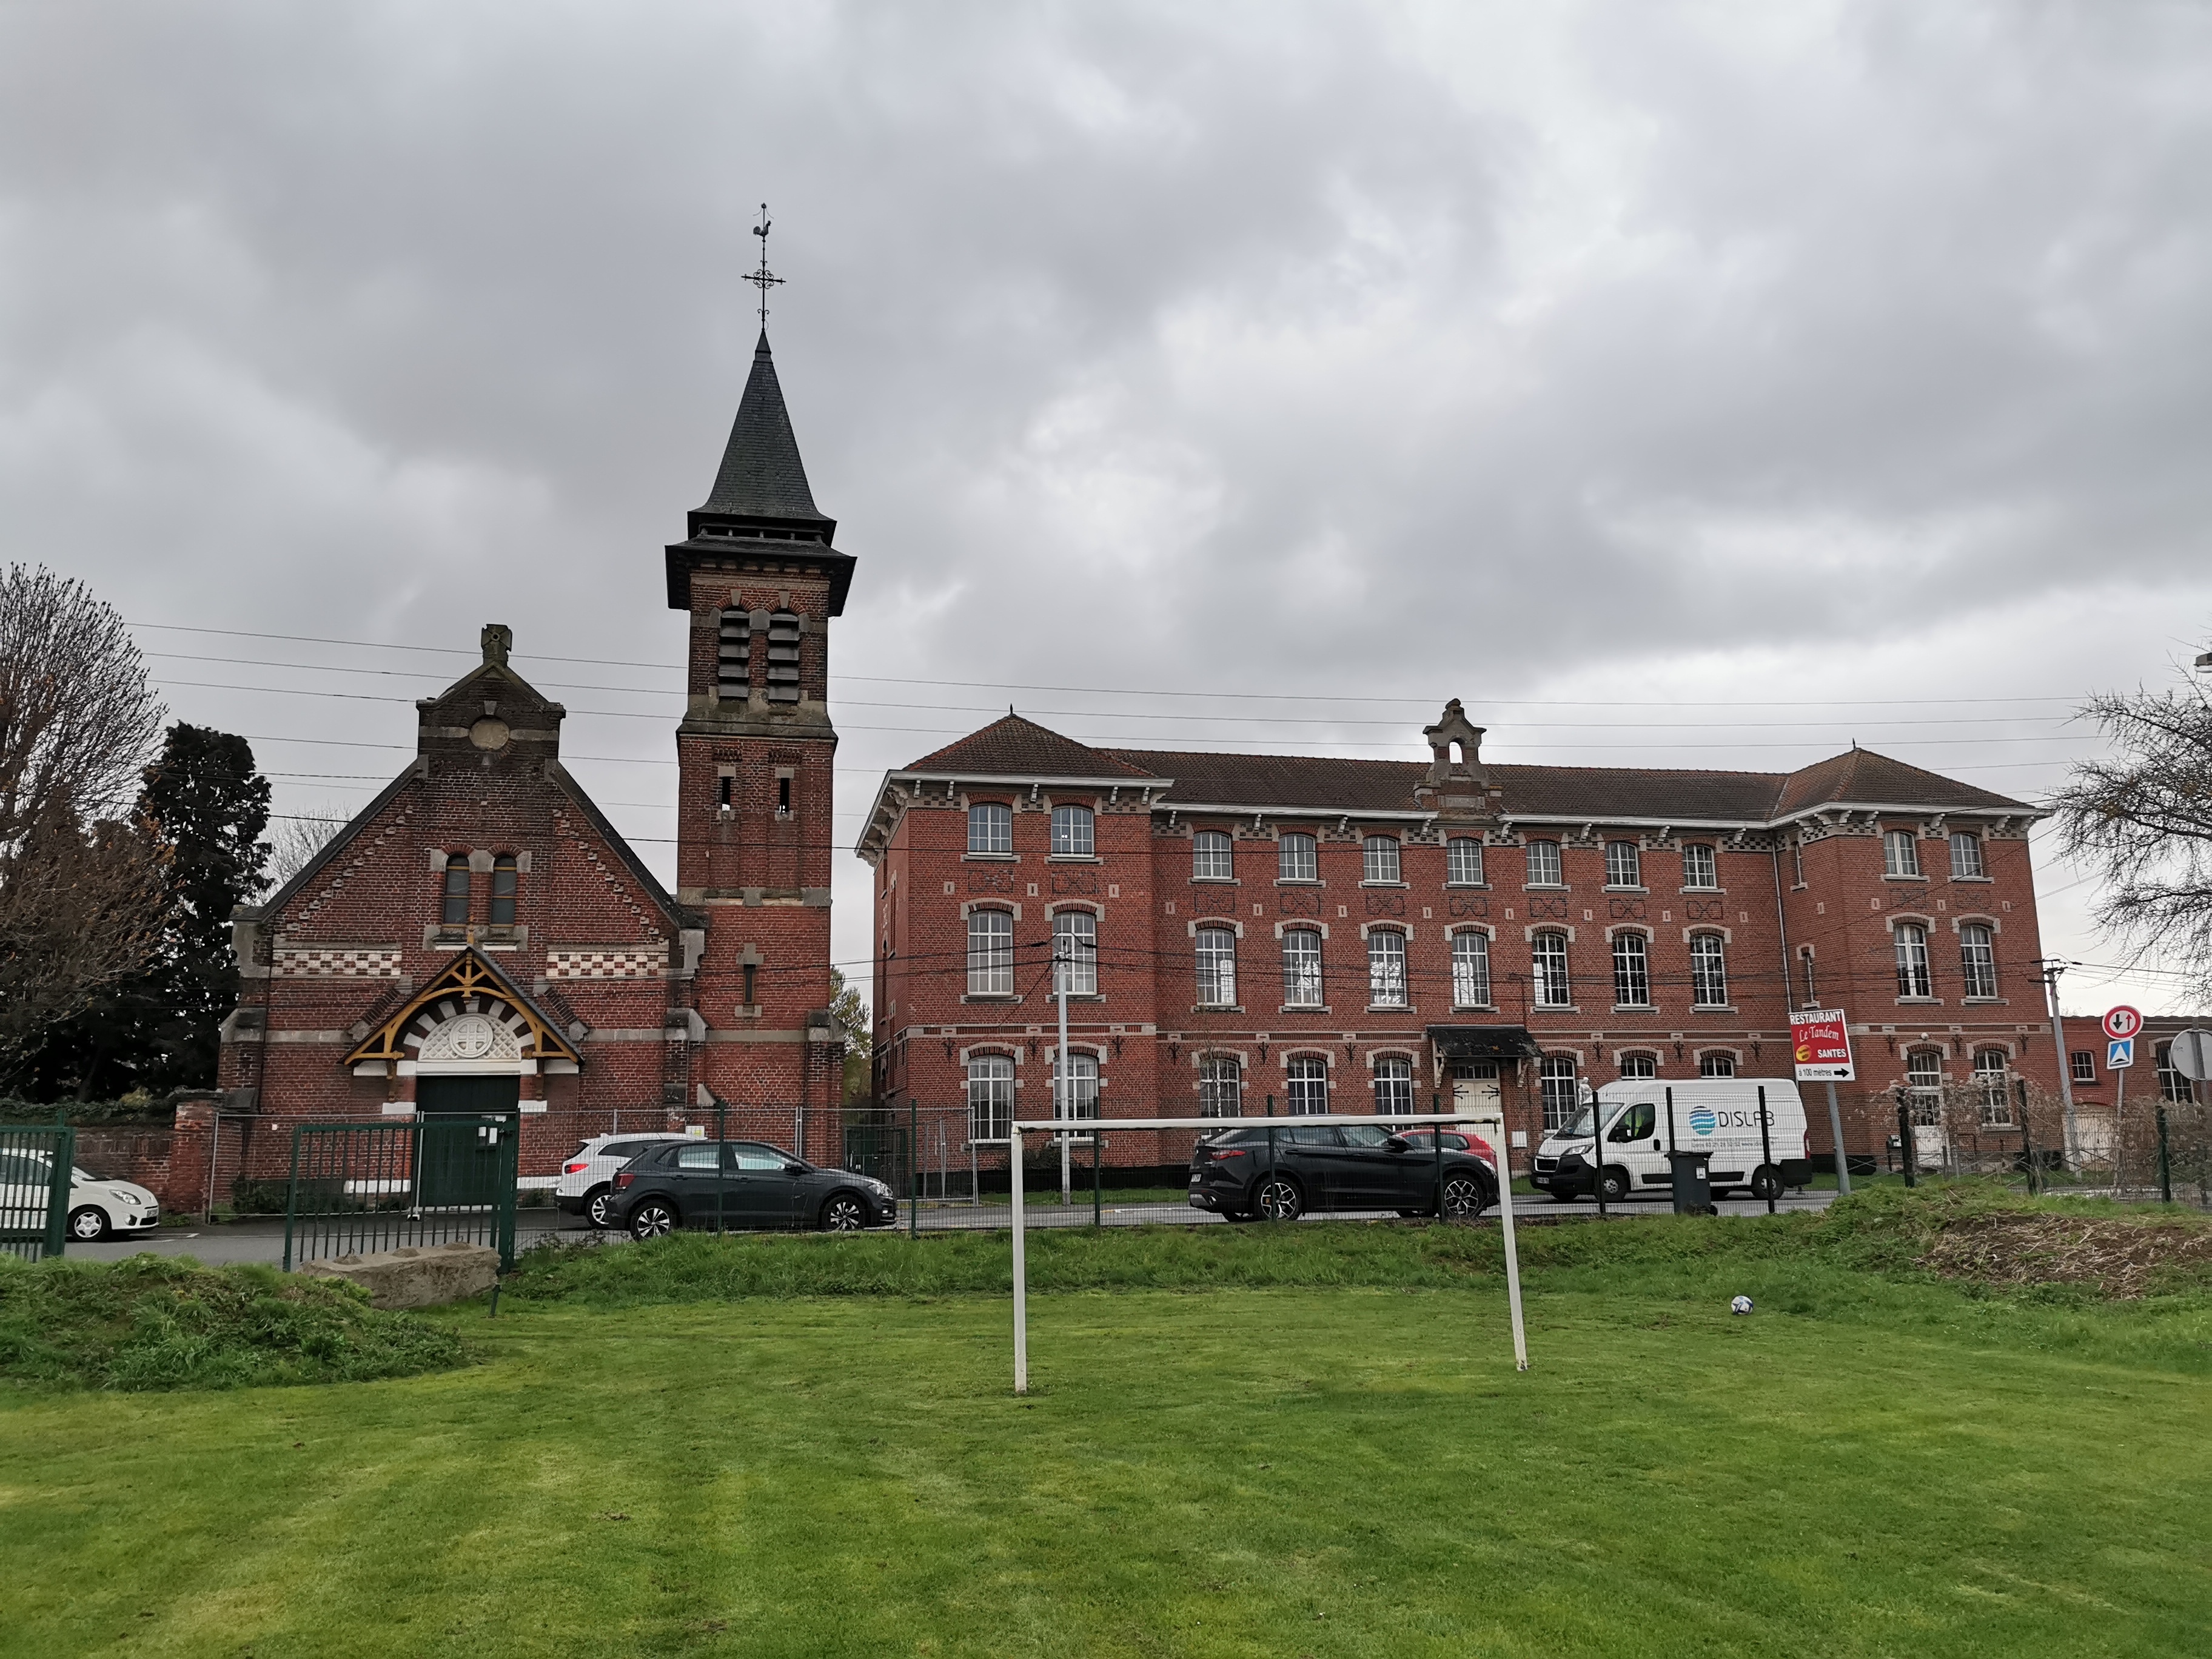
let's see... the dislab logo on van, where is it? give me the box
[1687,1108,1718,1136]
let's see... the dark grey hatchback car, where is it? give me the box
[1187,1122,1497,1222]
[612,1140,899,1238]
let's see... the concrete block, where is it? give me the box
[298,1241,498,1310]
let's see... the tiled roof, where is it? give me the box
[1768,748,2024,816]
[905,715,1159,780]
[698,332,828,522]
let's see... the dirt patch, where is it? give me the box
[1921,1212,2212,1299]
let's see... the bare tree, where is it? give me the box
[0,566,169,1071]
[262,807,347,896]
[2049,658,2212,1001]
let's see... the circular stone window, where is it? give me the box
[468,717,511,751]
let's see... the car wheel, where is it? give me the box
[67,1205,110,1242]
[820,1192,866,1232]
[628,1199,678,1241]
[1598,1167,1630,1204]
[1253,1176,1303,1222]
[1441,1173,1490,1221]
[1749,1166,1783,1201]
[584,1187,616,1230]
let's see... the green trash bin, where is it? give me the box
[1667,1148,1716,1216]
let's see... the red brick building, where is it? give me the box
[858,702,2059,1176]
[218,332,853,1172]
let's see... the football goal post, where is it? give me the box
[1002,1111,1529,1395]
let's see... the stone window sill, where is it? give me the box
[1444,882,1490,891]
[1691,1004,1738,1014]
[1192,1005,1244,1014]
[1359,880,1409,889]
[962,993,1023,1005]
[1279,1004,1331,1015]
[1190,877,1240,886]
[1047,854,1102,863]
[963,853,1019,863]
[1453,1004,1498,1014]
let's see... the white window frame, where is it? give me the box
[967,910,1015,997]
[1532,930,1572,1007]
[1285,1055,1330,1116]
[967,1054,1014,1142]
[1195,927,1238,1007]
[1973,1049,2011,1125]
[1367,930,1408,1008]
[1689,933,1728,1008]
[1895,922,1932,999]
[1051,803,1095,857]
[1051,909,1098,996]
[1372,1056,1414,1118]
[967,802,1013,856]
[1539,1055,1577,1133]
[1362,835,1402,884]
[1281,928,1324,1008]
[1959,923,1997,999]
[1605,840,1642,888]
[1198,1054,1243,1118]
[1905,1050,1943,1124]
[1450,930,1490,1008]
[1611,931,1651,1007]
[1619,1053,1658,1079]
[1446,837,1484,885]
[1192,830,1233,882]
[1884,830,1922,878]
[1526,840,1563,886]
[1698,1052,1737,1079]
[1278,833,1318,882]
[1053,1050,1101,1121]
[1949,832,1985,879]
[1682,843,1718,889]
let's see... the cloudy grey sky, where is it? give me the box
[5,1,2209,1016]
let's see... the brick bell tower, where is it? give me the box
[664,327,856,1156]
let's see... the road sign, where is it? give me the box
[2108,1037,2134,1070]
[2103,1005,2143,1042]
[2169,1028,2212,1082]
[1789,1009,1855,1081]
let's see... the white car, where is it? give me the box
[0,1149,161,1243]
[555,1133,696,1228]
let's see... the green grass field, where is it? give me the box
[4,1193,2211,1657]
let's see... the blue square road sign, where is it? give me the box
[2108,1037,2134,1070]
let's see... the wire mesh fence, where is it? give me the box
[1880,1074,2212,1206]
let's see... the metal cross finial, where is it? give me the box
[748,203,784,329]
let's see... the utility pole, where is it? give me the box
[1056,929,1073,1204]
[2040,960,2080,1170]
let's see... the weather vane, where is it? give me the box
[748,203,784,329]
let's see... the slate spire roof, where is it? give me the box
[697,330,830,525]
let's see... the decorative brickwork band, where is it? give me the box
[275,947,405,978]
[545,947,669,980]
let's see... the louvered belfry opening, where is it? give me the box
[765,609,801,703]
[717,608,751,697]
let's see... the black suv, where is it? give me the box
[611,1140,899,1238]
[1187,1122,1496,1222]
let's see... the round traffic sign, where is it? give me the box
[2170,1028,2212,1083]
[2103,1005,2143,1042]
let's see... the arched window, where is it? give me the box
[1605,840,1642,888]
[1362,836,1402,883]
[1195,927,1238,1007]
[489,854,518,926]
[1525,840,1563,886]
[1905,1050,1943,1125]
[1611,933,1651,1007]
[1539,1054,1578,1132]
[763,609,801,704]
[1199,1055,1242,1118]
[1286,1056,1329,1116]
[1278,833,1318,882]
[1192,831,1233,880]
[1682,843,1718,889]
[968,803,1012,855]
[1959,923,1997,998]
[1884,830,1921,878]
[1450,931,1490,1008]
[1690,934,1728,1008]
[967,1054,1013,1143]
[1950,833,1985,879]
[440,855,471,926]
[1620,1053,1658,1079]
[1367,931,1407,1007]
[1447,837,1485,885]
[1974,1049,2012,1125]
[1051,910,1097,996]
[1054,1051,1100,1121]
[1532,931,1571,1007]
[1051,804,1094,857]
[1699,1052,1737,1078]
[1372,1056,1413,1117]
[1895,923,1932,998]
[967,911,1014,997]
[1281,929,1324,1007]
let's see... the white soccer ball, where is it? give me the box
[1730,1295,1754,1316]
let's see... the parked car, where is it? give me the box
[556,1133,696,1229]
[1187,1121,1497,1223]
[0,1150,160,1242]
[611,1140,899,1238]
[1532,1079,1814,1202]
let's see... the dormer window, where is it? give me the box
[717,608,751,697]
[441,856,470,926]
[765,609,801,704]
[489,855,518,925]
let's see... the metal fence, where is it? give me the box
[283,1116,520,1272]
[0,1123,75,1261]
[1880,1076,2212,1205]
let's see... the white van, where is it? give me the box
[1531,1078,1812,1204]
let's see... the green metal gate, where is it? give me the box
[0,1124,75,1261]
[283,1117,518,1272]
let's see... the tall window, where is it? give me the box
[1797,947,1817,1007]
[1282,929,1324,1007]
[968,803,1012,854]
[1447,837,1485,885]
[1051,910,1098,996]
[1905,1051,1943,1125]
[1699,1052,1737,1078]
[2070,1050,2097,1085]
[1883,830,1921,877]
[1195,928,1238,1007]
[1373,1057,1413,1118]
[1051,805,1094,857]
[1959,923,1997,998]
[1539,1054,1578,1132]
[1532,931,1572,1007]
[1611,933,1651,1007]
[1362,836,1401,883]
[967,911,1014,996]
[763,609,801,703]
[1792,839,1806,886]
[1895,923,1932,998]
[1450,931,1490,1007]
[716,607,751,696]
[967,1055,1013,1142]
[1526,840,1563,886]
[489,854,518,925]
[2157,1045,2191,1104]
[1949,832,1985,879]
[1367,931,1407,1007]
[1974,1050,2012,1125]
[1199,1055,1243,1118]
[1192,831,1233,880]
[1278,833,1318,882]
[440,855,470,926]
[1054,1051,1100,1119]
[1690,934,1728,1007]
[1605,841,1642,888]
[1287,1056,1329,1115]
[1682,844,1718,889]
[1620,1053,1657,1079]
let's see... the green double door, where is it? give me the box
[415,1075,520,1208]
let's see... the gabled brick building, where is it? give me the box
[858,703,2059,1175]
[220,331,854,1171]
